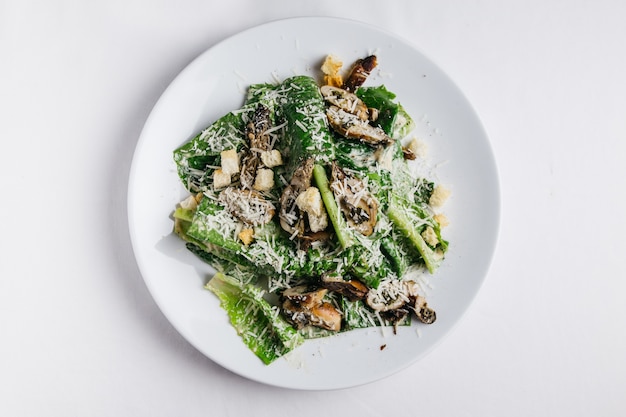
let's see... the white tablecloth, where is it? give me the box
[2,1,625,415]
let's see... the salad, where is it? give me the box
[172,55,451,364]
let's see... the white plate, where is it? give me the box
[128,17,500,390]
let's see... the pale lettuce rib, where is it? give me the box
[205,273,304,364]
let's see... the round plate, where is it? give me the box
[128,17,500,390]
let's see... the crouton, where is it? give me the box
[213,169,231,189]
[296,187,328,232]
[220,149,239,176]
[238,228,254,246]
[179,194,198,210]
[253,168,274,191]
[296,187,324,216]
[433,213,450,228]
[429,185,451,207]
[321,54,343,87]
[421,226,439,247]
[260,149,283,168]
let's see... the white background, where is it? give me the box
[1,1,625,415]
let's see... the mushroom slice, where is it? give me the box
[380,308,410,333]
[239,152,259,190]
[300,230,331,242]
[240,104,272,189]
[278,184,304,237]
[281,299,311,330]
[320,85,369,121]
[281,285,327,309]
[366,279,437,324]
[217,187,275,226]
[298,230,332,251]
[404,281,437,324]
[309,302,342,332]
[288,157,315,191]
[410,294,437,324]
[247,104,272,150]
[365,279,409,312]
[281,286,341,332]
[321,273,368,301]
[326,105,392,146]
[343,55,378,92]
[278,158,314,236]
[330,162,378,236]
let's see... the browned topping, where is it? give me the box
[279,158,330,243]
[321,273,368,301]
[381,308,410,334]
[310,302,342,332]
[320,85,369,121]
[402,147,417,160]
[330,162,378,236]
[217,187,275,226]
[240,104,273,190]
[366,280,437,326]
[343,55,378,92]
[326,106,392,146]
[281,285,342,332]
[411,294,437,324]
[282,285,327,309]
[320,60,393,147]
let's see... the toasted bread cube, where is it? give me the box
[321,54,343,87]
[238,228,254,246]
[253,168,274,191]
[296,187,328,232]
[429,185,451,207]
[213,169,231,189]
[220,149,239,176]
[260,149,283,168]
[421,226,439,247]
[179,194,198,210]
[433,213,450,228]
[296,187,323,216]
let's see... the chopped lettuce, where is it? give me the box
[171,67,449,364]
[356,85,415,139]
